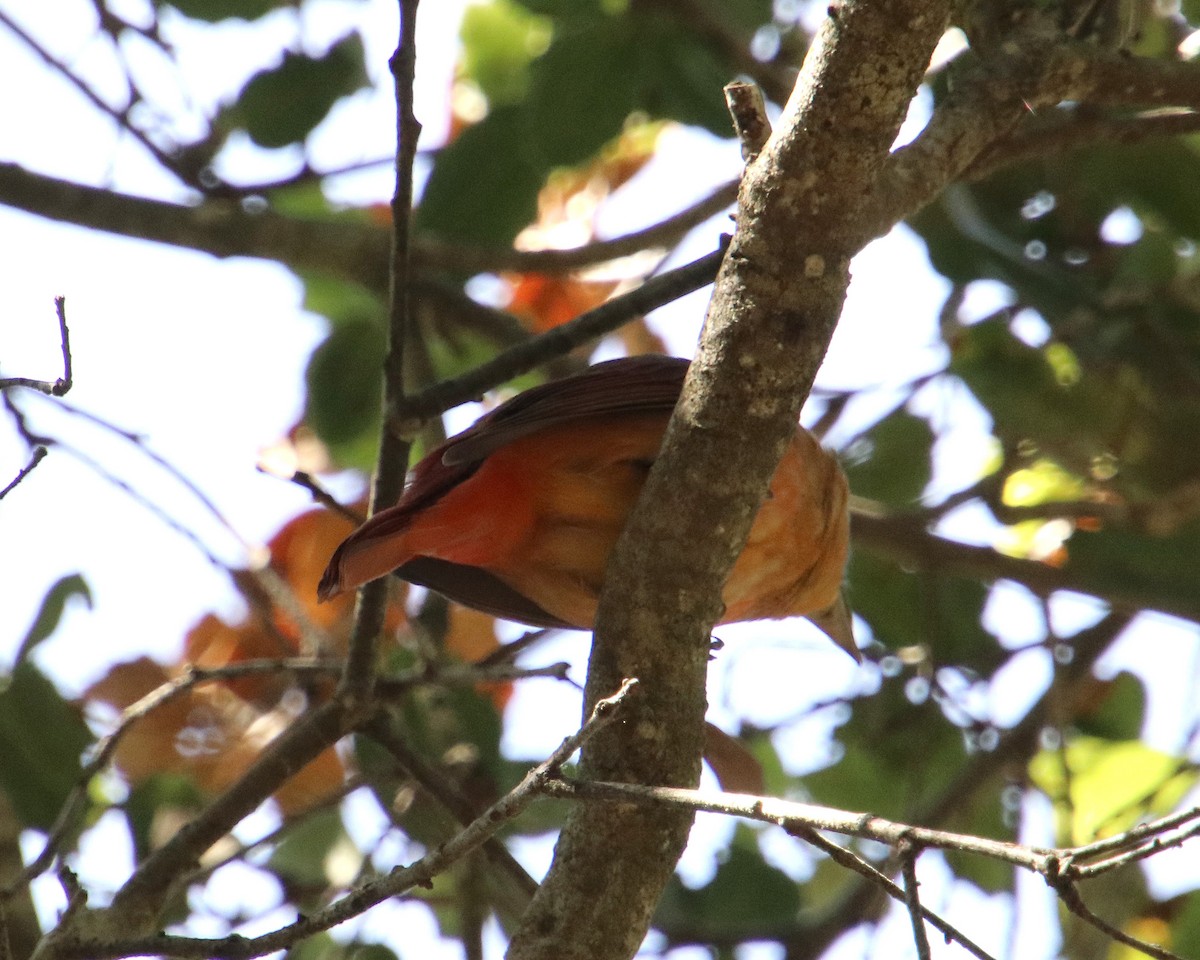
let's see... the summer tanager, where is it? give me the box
[318,355,857,661]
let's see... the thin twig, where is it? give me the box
[1,296,73,396]
[791,827,995,960]
[396,242,727,425]
[0,11,192,187]
[724,81,771,162]
[21,391,337,659]
[53,296,72,394]
[1051,875,1184,960]
[339,0,423,702]
[1075,819,1200,879]
[0,446,46,500]
[364,711,540,909]
[540,778,1200,887]
[261,467,362,522]
[43,395,235,531]
[899,841,932,960]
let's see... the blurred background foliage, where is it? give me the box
[3,0,1200,957]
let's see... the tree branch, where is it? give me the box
[46,681,636,960]
[965,108,1200,182]
[0,10,194,188]
[396,244,726,424]
[339,0,423,702]
[100,699,351,931]
[0,297,72,396]
[0,163,730,288]
[850,508,1200,625]
[505,3,953,958]
[868,35,1200,242]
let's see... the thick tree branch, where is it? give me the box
[0,162,729,285]
[965,108,1200,181]
[505,3,952,959]
[0,163,392,290]
[868,36,1200,244]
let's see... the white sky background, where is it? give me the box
[2,1,1199,958]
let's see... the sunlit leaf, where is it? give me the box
[460,0,553,105]
[1029,737,1196,844]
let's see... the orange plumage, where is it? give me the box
[318,355,856,660]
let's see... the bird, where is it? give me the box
[318,354,857,661]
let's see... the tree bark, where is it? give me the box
[505,2,952,958]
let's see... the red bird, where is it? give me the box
[318,355,856,660]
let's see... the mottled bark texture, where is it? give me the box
[504,2,953,959]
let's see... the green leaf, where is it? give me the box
[460,0,553,106]
[416,106,545,246]
[1074,671,1146,742]
[301,274,386,329]
[234,33,368,149]
[164,0,287,23]
[847,553,997,667]
[0,663,93,831]
[13,574,91,668]
[1172,891,1200,959]
[526,15,729,168]
[347,946,401,960]
[844,410,934,507]
[305,320,385,467]
[656,831,800,935]
[268,806,359,889]
[1065,521,1200,623]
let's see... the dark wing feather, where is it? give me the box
[396,557,575,629]
[441,355,688,466]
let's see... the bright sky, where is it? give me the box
[2,1,1199,958]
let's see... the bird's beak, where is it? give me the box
[807,591,859,663]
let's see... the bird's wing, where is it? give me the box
[441,354,688,465]
[395,556,575,629]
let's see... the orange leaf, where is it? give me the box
[268,507,408,647]
[444,604,512,712]
[184,614,295,706]
[506,272,618,332]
